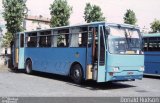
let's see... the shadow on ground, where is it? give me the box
[9,69,136,90]
[144,75,160,79]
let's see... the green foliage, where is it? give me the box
[123,9,137,25]
[1,32,13,48]
[150,19,160,33]
[84,3,105,23]
[2,0,27,34]
[49,0,72,27]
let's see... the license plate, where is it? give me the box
[128,72,133,75]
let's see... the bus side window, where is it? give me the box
[70,33,79,47]
[78,33,84,47]
[148,38,151,51]
[69,27,92,48]
[69,28,79,47]
[57,29,69,47]
[20,34,24,47]
[157,37,160,51]
[79,27,93,47]
[148,37,158,51]
[57,35,65,47]
[80,33,87,47]
[143,38,148,51]
[27,33,37,47]
[39,31,51,47]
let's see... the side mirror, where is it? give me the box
[105,26,110,35]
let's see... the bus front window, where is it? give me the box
[108,27,141,54]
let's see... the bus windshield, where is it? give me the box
[108,27,141,54]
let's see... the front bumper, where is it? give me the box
[106,71,144,81]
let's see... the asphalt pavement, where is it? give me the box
[0,66,159,97]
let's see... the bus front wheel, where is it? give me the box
[25,60,32,74]
[70,64,83,84]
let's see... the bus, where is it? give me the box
[143,33,160,76]
[8,22,144,84]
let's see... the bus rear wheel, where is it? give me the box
[70,64,83,84]
[25,60,32,74]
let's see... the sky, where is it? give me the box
[1,0,160,30]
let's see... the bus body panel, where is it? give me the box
[97,66,106,82]
[24,48,92,78]
[144,52,160,75]
[106,53,144,81]
[18,48,25,69]
[143,33,160,76]
[107,54,144,67]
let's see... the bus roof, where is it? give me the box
[143,33,160,37]
[18,22,139,34]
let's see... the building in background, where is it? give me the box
[23,15,51,31]
[0,14,51,65]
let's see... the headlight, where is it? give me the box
[113,67,119,72]
[140,66,144,71]
[141,51,144,54]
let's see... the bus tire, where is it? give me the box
[70,64,83,84]
[25,60,32,74]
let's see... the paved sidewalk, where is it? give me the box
[0,65,9,72]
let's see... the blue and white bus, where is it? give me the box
[143,33,160,76]
[9,22,144,84]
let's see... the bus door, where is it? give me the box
[13,34,19,68]
[97,25,106,82]
[18,33,25,69]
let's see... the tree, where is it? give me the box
[2,0,28,34]
[49,0,72,27]
[150,19,160,33]
[0,27,2,36]
[84,3,105,23]
[1,32,13,48]
[123,9,137,25]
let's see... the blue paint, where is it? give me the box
[105,53,144,82]
[97,25,106,82]
[24,48,91,78]
[18,48,25,69]
[143,33,160,76]
[18,33,25,69]
[144,52,160,75]
[13,22,144,83]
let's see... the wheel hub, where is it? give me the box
[74,69,80,78]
